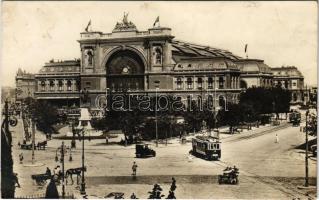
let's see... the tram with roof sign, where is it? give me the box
[191,135,221,160]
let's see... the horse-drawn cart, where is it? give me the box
[20,143,33,150]
[31,174,51,186]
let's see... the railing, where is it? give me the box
[15,192,74,199]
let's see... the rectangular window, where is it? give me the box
[219,77,224,89]
[176,78,182,90]
[187,78,193,89]
[208,77,213,89]
[197,78,203,89]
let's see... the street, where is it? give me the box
[11,118,316,199]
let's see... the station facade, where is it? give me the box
[16,16,306,108]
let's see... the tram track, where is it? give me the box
[222,121,298,143]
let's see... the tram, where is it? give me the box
[191,135,221,160]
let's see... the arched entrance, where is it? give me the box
[106,50,145,92]
[240,80,247,89]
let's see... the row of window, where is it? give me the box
[176,77,239,90]
[39,80,78,92]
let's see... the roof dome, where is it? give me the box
[236,59,272,74]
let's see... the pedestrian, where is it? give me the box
[275,133,279,143]
[56,165,61,176]
[132,161,138,176]
[19,153,24,164]
[46,167,52,176]
[105,135,109,144]
[170,177,176,191]
[14,173,20,188]
[188,153,193,162]
[130,193,137,199]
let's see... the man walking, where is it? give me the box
[19,153,24,164]
[132,161,138,176]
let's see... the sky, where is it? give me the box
[1,1,317,87]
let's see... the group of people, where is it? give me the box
[167,177,177,199]
[147,177,177,199]
[223,166,239,174]
[45,166,63,181]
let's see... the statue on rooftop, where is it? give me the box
[123,12,129,25]
[112,12,137,32]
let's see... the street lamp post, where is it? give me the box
[80,129,86,195]
[154,81,160,147]
[55,141,72,199]
[305,110,309,187]
[31,118,35,164]
[155,87,158,147]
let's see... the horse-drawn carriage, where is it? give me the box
[31,170,62,186]
[19,143,33,150]
[18,140,47,150]
[218,166,239,185]
[31,173,52,186]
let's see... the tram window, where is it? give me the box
[216,144,219,149]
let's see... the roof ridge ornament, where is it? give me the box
[112,12,137,32]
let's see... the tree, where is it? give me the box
[1,122,15,198]
[218,103,242,134]
[30,100,59,136]
[272,86,291,119]
[239,86,291,120]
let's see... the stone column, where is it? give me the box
[63,79,67,91]
[226,74,231,89]
[72,80,76,91]
[45,80,50,91]
[38,81,41,92]
[54,80,58,91]
[232,77,235,89]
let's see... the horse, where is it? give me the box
[65,167,86,185]
[37,141,47,150]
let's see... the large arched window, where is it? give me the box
[58,80,63,91]
[41,81,46,91]
[106,49,145,91]
[50,80,55,91]
[240,80,247,89]
[187,77,193,89]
